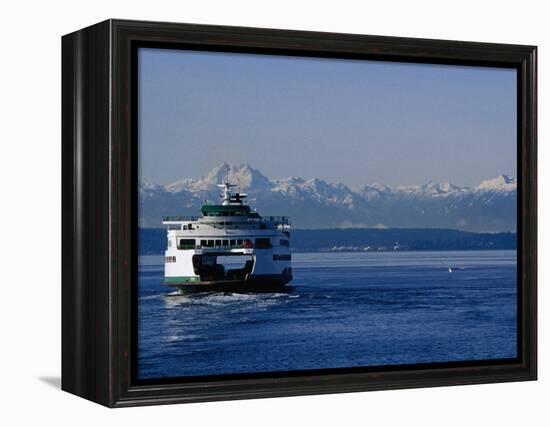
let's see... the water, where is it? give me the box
[137,250,517,380]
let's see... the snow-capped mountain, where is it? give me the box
[475,175,517,192]
[139,163,517,232]
[164,163,271,193]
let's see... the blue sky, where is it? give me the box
[138,48,517,188]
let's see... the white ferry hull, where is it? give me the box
[165,272,292,293]
[164,248,292,292]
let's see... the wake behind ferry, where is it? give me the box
[162,182,292,292]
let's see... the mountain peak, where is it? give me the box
[395,180,462,196]
[476,175,516,192]
[165,162,270,193]
[424,181,461,194]
[139,181,164,194]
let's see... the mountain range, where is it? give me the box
[139,163,517,232]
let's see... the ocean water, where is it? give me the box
[137,250,517,380]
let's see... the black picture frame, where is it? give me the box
[62,19,537,407]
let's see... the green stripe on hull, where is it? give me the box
[164,276,200,284]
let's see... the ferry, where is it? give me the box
[162,182,292,292]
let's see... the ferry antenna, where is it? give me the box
[225,163,230,186]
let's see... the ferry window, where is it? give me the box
[237,239,243,246]
[280,239,289,247]
[223,239,229,246]
[200,240,207,247]
[215,239,222,246]
[230,239,236,246]
[178,239,195,250]
[207,240,214,247]
[255,238,271,249]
